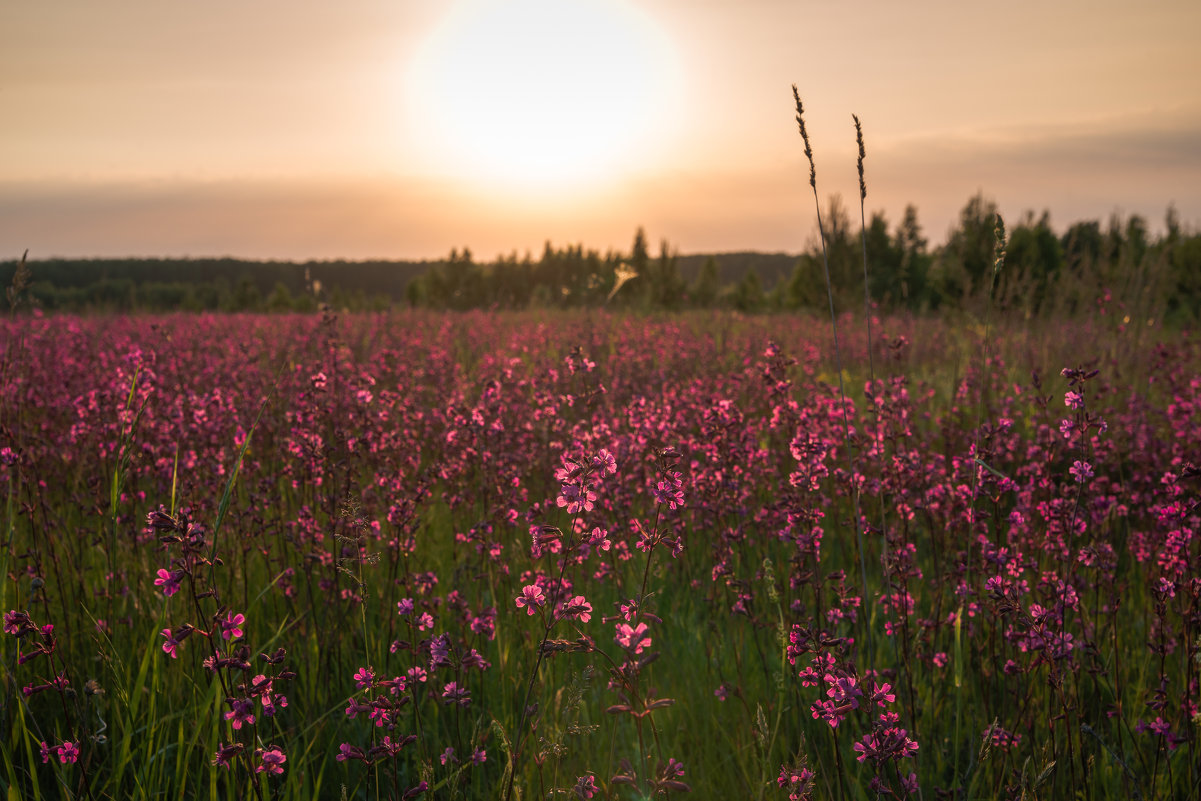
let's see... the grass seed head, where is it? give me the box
[792,85,816,188]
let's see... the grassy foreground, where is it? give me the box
[1,309,1197,800]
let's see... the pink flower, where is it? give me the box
[261,689,287,716]
[515,584,545,615]
[256,746,286,775]
[442,681,470,706]
[574,774,598,799]
[1069,460,1093,483]
[212,742,243,769]
[592,449,617,475]
[869,682,896,707]
[57,741,80,764]
[224,698,255,730]
[336,743,368,763]
[344,698,372,719]
[556,484,597,514]
[614,622,651,654]
[154,568,182,597]
[652,473,685,510]
[161,628,181,658]
[353,666,374,689]
[220,611,245,640]
[559,595,592,623]
[4,609,29,635]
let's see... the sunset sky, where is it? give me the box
[2,0,1199,262]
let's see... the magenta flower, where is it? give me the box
[614,622,651,654]
[251,675,287,716]
[369,705,392,728]
[869,682,896,707]
[224,697,256,730]
[154,568,182,597]
[442,681,470,706]
[212,742,244,769]
[778,764,815,788]
[574,774,598,799]
[5,609,30,635]
[220,611,245,640]
[344,698,372,719]
[57,741,80,764]
[261,690,287,717]
[515,584,545,615]
[824,673,862,708]
[255,747,286,775]
[556,484,597,514]
[592,449,617,475]
[440,746,457,765]
[336,743,368,763]
[984,725,1023,750]
[652,473,685,510]
[161,628,181,659]
[1069,460,1093,483]
[559,595,592,623]
[853,732,880,763]
[430,634,452,669]
[352,666,374,689]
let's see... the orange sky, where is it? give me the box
[2,0,1199,262]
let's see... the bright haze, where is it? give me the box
[2,0,1199,261]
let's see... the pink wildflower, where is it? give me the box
[154,568,183,597]
[515,584,545,615]
[256,746,286,775]
[220,611,245,640]
[57,741,80,764]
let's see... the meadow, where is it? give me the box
[1,305,1197,800]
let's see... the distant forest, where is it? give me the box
[4,193,1200,323]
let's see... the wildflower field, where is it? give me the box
[1,308,1197,800]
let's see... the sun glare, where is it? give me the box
[406,0,680,192]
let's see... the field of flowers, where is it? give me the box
[0,308,1197,800]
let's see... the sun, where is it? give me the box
[405,0,680,192]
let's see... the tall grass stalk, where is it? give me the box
[853,113,890,671]
[792,86,872,671]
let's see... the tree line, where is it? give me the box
[4,193,1199,323]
